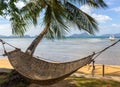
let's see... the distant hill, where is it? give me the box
[0,33,120,38]
[68,33,120,38]
[0,35,35,38]
[67,33,96,38]
[100,33,120,38]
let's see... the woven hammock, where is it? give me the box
[6,49,95,85]
[0,39,120,85]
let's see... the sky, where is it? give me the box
[0,0,120,36]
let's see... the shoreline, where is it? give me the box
[0,58,120,82]
[0,58,120,76]
[0,57,120,69]
[0,58,120,74]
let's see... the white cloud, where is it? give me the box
[14,1,25,9]
[80,5,112,23]
[92,14,112,23]
[0,23,43,36]
[80,5,92,14]
[111,24,120,28]
[111,7,120,12]
[97,23,120,35]
[0,24,12,36]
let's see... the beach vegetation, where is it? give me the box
[0,0,107,54]
[0,73,120,87]
[0,0,107,37]
[0,0,109,86]
[73,77,120,87]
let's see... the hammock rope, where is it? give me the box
[0,38,120,85]
[93,38,120,59]
[0,38,120,61]
[0,39,61,62]
[0,39,19,56]
[0,39,7,55]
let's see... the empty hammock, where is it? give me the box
[0,39,120,85]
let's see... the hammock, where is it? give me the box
[0,39,120,85]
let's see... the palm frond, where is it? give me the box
[0,0,8,16]
[0,0,107,37]
[10,13,27,36]
[44,0,68,39]
[21,0,45,26]
[64,2,98,34]
[67,0,107,8]
[7,0,27,36]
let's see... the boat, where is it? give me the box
[109,35,115,41]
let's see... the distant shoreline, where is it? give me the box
[1,32,120,38]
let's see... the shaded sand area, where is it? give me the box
[0,58,120,82]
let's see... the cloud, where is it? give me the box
[0,23,43,36]
[111,7,120,12]
[97,23,120,35]
[92,14,112,23]
[80,5,92,14]
[111,24,120,28]
[0,24,12,36]
[80,5,112,23]
[14,1,25,9]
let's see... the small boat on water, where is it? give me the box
[109,35,115,41]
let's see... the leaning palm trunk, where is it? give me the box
[26,23,50,55]
[1,38,120,85]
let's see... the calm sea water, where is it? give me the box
[0,38,120,65]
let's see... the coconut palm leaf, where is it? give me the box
[21,0,46,25]
[44,0,68,39]
[64,2,98,34]
[0,0,107,54]
[0,0,8,15]
[0,0,107,36]
[8,0,27,35]
[66,0,107,8]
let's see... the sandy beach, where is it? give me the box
[0,58,13,69]
[0,58,120,82]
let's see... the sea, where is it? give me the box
[0,38,120,65]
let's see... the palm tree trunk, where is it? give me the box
[26,23,50,55]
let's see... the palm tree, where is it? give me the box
[0,0,107,86]
[0,0,107,55]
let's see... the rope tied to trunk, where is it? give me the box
[0,39,19,56]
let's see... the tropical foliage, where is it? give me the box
[0,0,107,38]
[0,0,108,55]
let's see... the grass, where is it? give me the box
[0,72,28,87]
[72,77,120,87]
[0,73,8,84]
[0,72,120,87]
